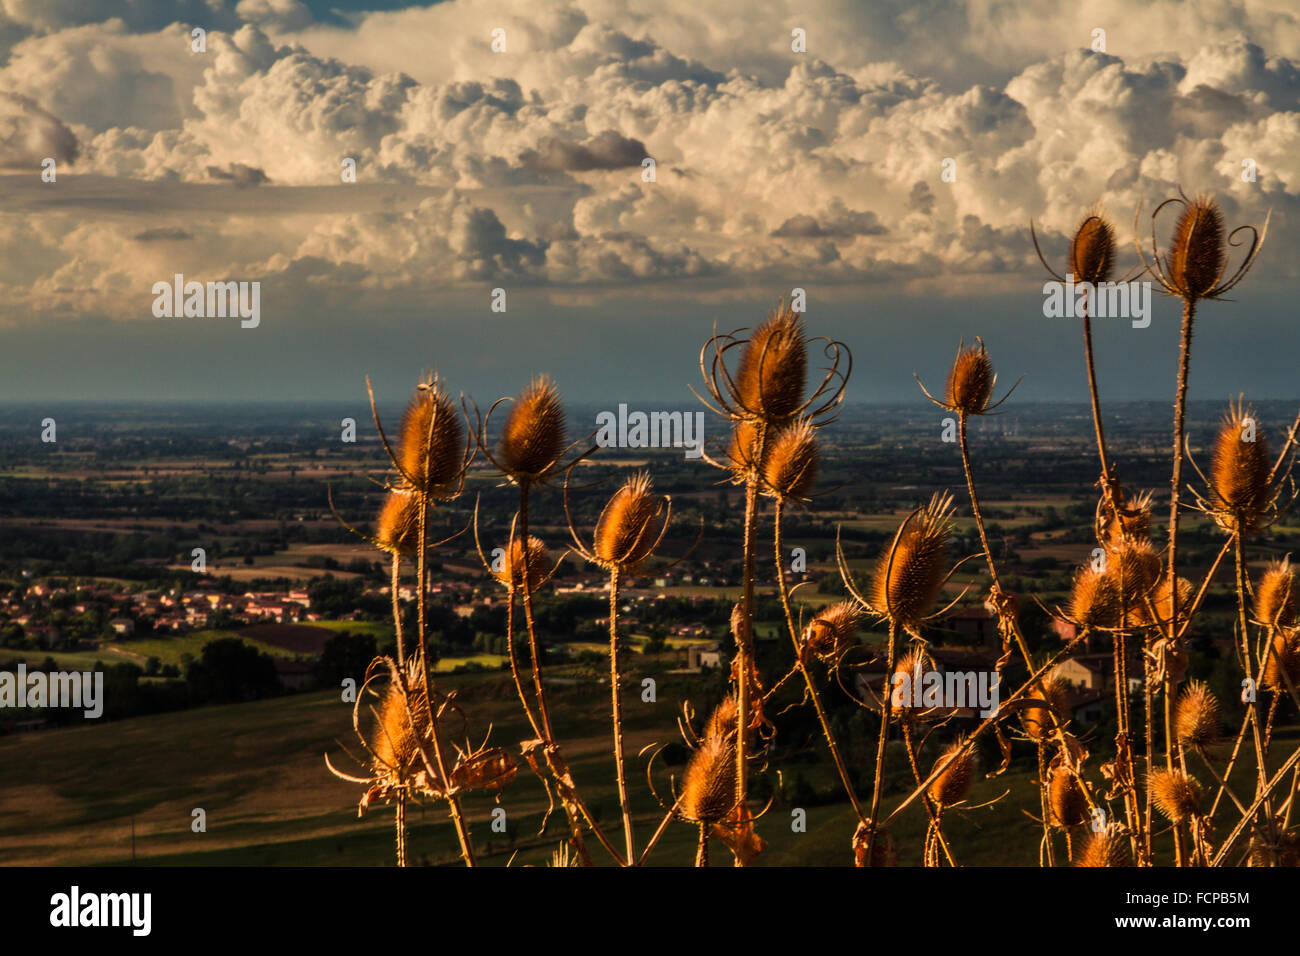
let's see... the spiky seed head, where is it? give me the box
[1167,195,1226,299]
[1101,490,1153,545]
[397,377,463,495]
[493,535,550,591]
[374,490,420,556]
[852,820,897,867]
[802,600,862,661]
[1255,558,1299,628]
[944,341,995,415]
[890,645,936,714]
[1069,207,1116,286]
[928,738,976,807]
[1075,826,1131,867]
[681,698,738,825]
[1261,629,1300,692]
[593,472,663,569]
[1109,538,1162,605]
[1022,670,1070,740]
[726,419,764,476]
[763,419,819,500]
[1070,566,1121,630]
[1210,400,1271,533]
[370,680,430,777]
[1175,681,1221,748]
[871,493,953,630]
[733,302,807,421]
[1135,574,1194,628]
[1149,768,1202,823]
[704,694,739,739]
[1049,768,1088,828]
[498,376,566,479]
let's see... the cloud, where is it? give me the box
[519,129,647,172]
[0,91,78,167]
[132,226,194,241]
[206,161,271,186]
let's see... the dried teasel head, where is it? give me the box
[851,820,898,867]
[801,600,862,662]
[1134,574,1194,628]
[944,339,996,416]
[870,492,954,633]
[1101,489,1153,545]
[1048,767,1088,828]
[498,376,566,480]
[1261,628,1300,692]
[593,472,666,570]
[732,301,807,422]
[763,418,819,500]
[374,490,420,556]
[1069,566,1121,630]
[1166,195,1226,300]
[1174,681,1220,748]
[928,738,976,807]
[493,535,550,591]
[890,644,936,715]
[1149,768,1202,823]
[1255,558,1299,629]
[1022,670,1070,740]
[369,679,430,778]
[397,376,464,496]
[1069,205,1116,286]
[681,699,738,825]
[726,419,764,477]
[1075,825,1131,867]
[1107,538,1162,605]
[1209,399,1271,534]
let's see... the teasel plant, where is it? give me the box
[1183,398,1300,862]
[325,372,502,866]
[563,470,697,865]
[834,491,969,864]
[469,376,624,865]
[915,339,1025,668]
[693,300,849,863]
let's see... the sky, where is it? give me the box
[0,0,1298,405]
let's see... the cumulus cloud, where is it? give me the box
[0,91,77,167]
[1,0,1300,325]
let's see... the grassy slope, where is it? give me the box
[0,667,1289,866]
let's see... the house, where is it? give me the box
[688,643,722,669]
[1056,653,1142,696]
[944,605,996,646]
[109,618,135,636]
[274,659,316,691]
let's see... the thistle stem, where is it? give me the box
[865,620,898,865]
[607,566,636,865]
[774,498,864,822]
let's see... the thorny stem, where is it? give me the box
[1234,531,1277,859]
[865,620,898,865]
[1037,742,1055,867]
[607,567,636,864]
[902,719,956,866]
[390,555,405,666]
[958,413,1032,667]
[1165,299,1196,865]
[416,491,476,867]
[734,430,766,865]
[1082,298,1121,514]
[515,481,621,866]
[395,791,406,867]
[774,499,865,822]
[696,824,710,867]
